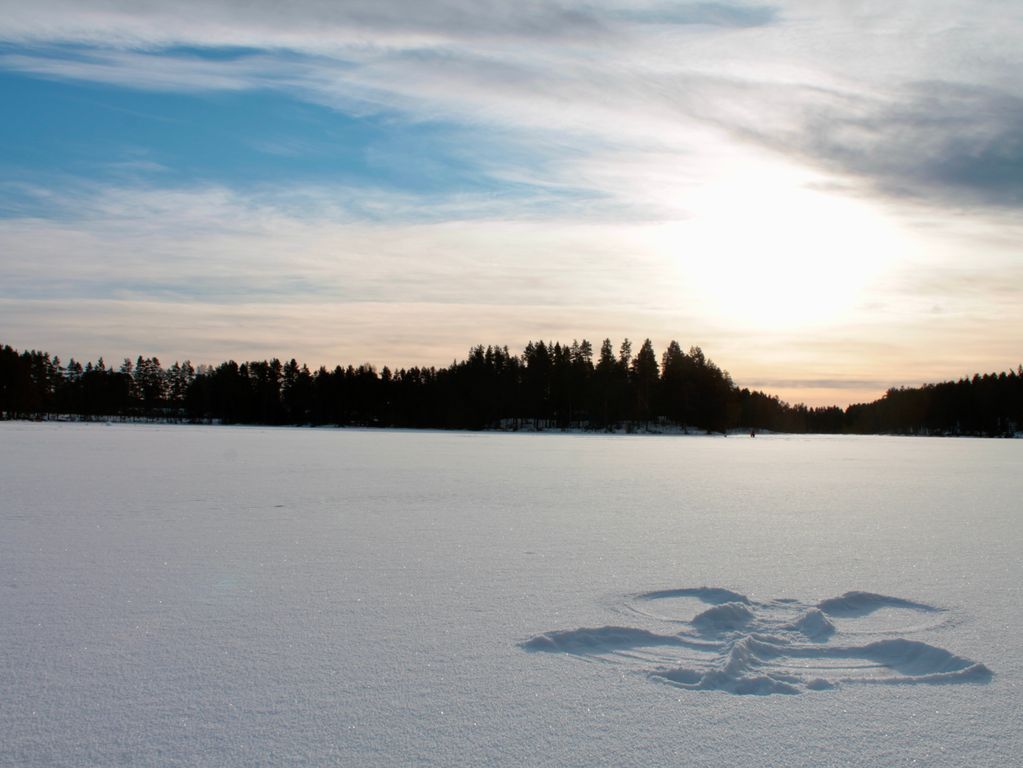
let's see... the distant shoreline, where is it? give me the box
[3,414,1019,440]
[4,341,1021,438]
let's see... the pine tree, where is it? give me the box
[631,339,659,427]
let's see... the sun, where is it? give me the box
[658,165,910,330]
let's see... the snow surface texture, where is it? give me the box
[523,588,992,694]
[1,423,1021,767]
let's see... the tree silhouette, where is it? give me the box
[630,339,659,427]
[1,339,1019,437]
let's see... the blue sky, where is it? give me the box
[0,62,567,214]
[1,1,1021,406]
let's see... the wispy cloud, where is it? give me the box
[740,81,1023,209]
[616,2,778,28]
[0,182,679,306]
[4,2,1019,214]
[0,48,310,92]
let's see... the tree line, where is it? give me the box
[1,341,1020,436]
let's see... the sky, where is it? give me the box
[1,1,1021,407]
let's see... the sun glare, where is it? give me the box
[660,167,908,330]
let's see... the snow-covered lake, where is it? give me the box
[2,422,1020,766]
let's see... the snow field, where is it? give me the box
[1,422,1021,766]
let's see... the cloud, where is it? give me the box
[0,48,312,92]
[3,2,1020,215]
[744,81,1023,209]
[747,378,904,391]
[0,183,681,307]
[0,1,609,49]
[618,2,778,28]
[0,2,782,48]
